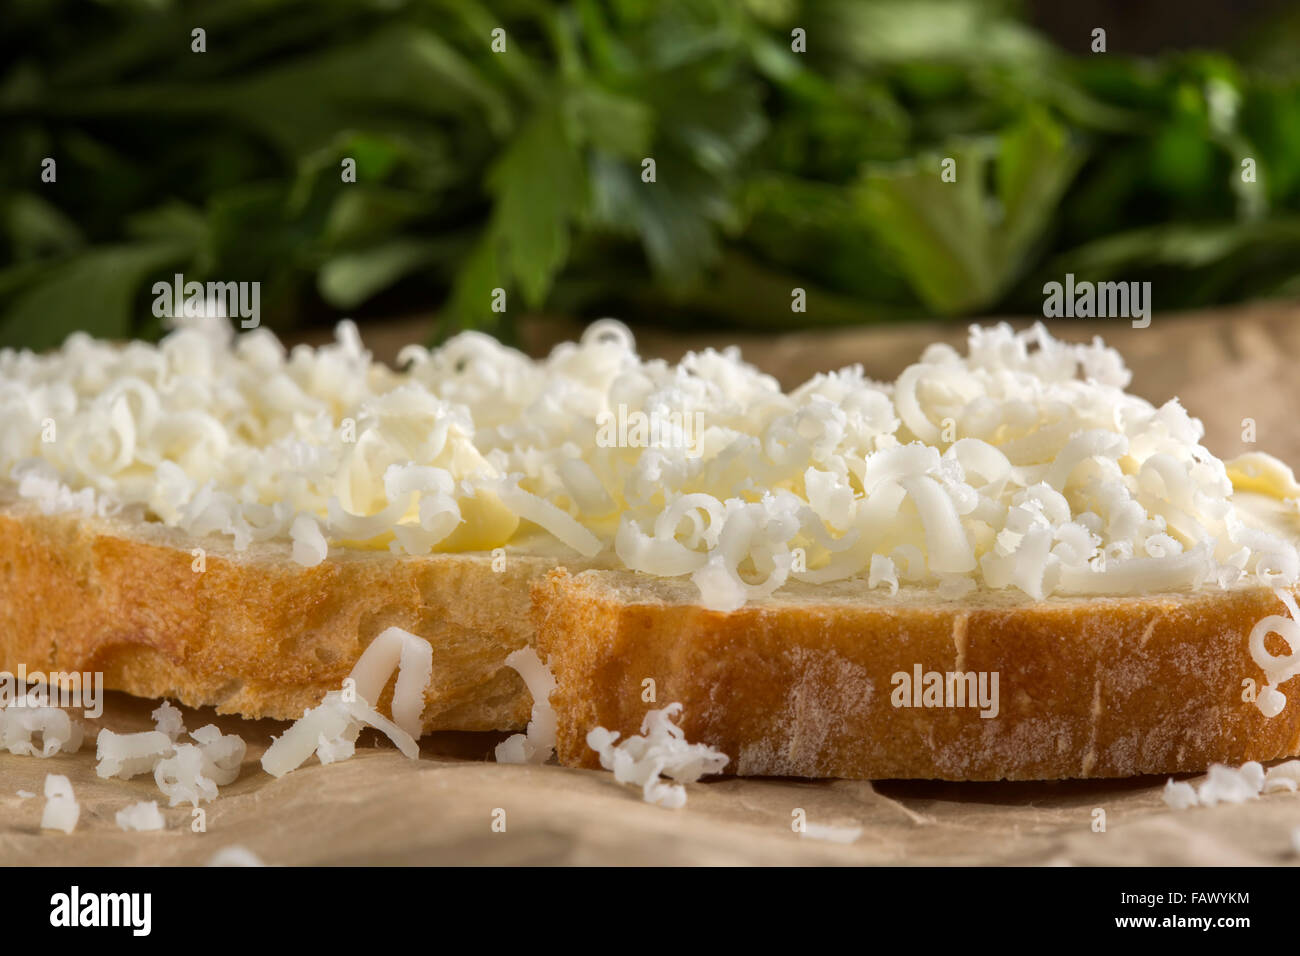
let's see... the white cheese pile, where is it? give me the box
[95,703,246,808]
[5,316,1296,614]
[494,647,557,765]
[96,702,185,779]
[153,725,246,808]
[41,773,79,833]
[587,703,729,809]
[1161,760,1300,809]
[154,745,217,807]
[0,704,83,757]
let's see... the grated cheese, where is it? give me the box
[116,723,248,807]
[40,773,79,833]
[115,800,165,832]
[1162,779,1198,810]
[95,729,173,779]
[1262,760,1300,793]
[154,744,218,807]
[261,690,418,777]
[153,725,247,808]
[494,647,556,765]
[262,626,432,778]
[348,626,433,740]
[586,703,728,809]
[151,700,185,741]
[1,705,83,757]
[1197,762,1265,806]
[1248,587,1300,717]
[5,317,1296,613]
[189,724,246,785]
[1161,760,1293,808]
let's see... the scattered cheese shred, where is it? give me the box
[154,745,218,807]
[494,647,557,765]
[586,703,728,809]
[1249,587,1300,717]
[0,705,83,757]
[261,626,432,778]
[1263,760,1300,793]
[94,721,246,807]
[1162,779,1198,810]
[96,729,173,780]
[349,626,433,740]
[1159,760,1300,808]
[115,801,165,832]
[152,700,186,741]
[154,724,248,808]
[40,773,79,834]
[261,692,418,778]
[190,724,246,786]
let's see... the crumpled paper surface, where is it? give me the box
[6,302,1300,866]
[4,693,1300,865]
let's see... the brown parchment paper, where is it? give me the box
[6,301,1300,867]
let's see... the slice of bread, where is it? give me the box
[0,483,587,732]
[533,568,1300,780]
[7,315,1299,783]
[9,477,1300,781]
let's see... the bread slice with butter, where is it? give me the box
[0,481,574,731]
[7,475,1298,779]
[6,315,1300,782]
[534,569,1300,780]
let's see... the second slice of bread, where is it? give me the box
[534,568,1300,780]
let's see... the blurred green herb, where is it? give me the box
[2,0,1300,349]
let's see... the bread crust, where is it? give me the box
[534,568,1300,780]
[0,489,574,732]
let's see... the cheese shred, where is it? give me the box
[586,703,728,809]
